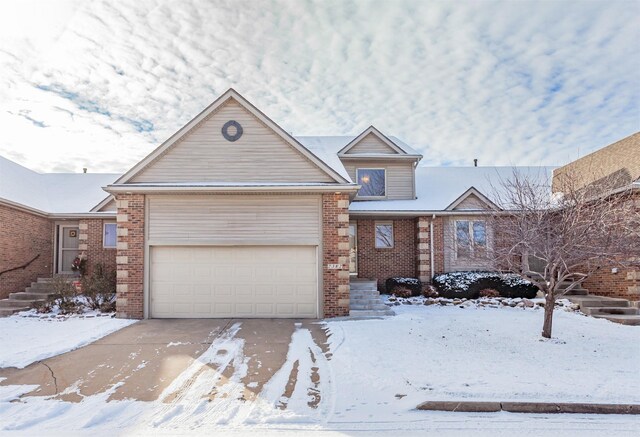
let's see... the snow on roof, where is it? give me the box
[296,135,421,182]
[349,166,556,213]
[0,156,118,214]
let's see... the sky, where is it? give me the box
[0,0,638,174]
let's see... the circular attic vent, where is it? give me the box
[222,120,243,142]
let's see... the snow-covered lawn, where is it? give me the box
[0,313,136,369]
[0,303,638,435]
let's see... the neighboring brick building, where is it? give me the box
[552,132,640,300]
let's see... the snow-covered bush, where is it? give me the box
[432,271,537,299]
[385,277,422,297]
[47,275,81,314]
[479,288,500,298]
[80,263,116,312]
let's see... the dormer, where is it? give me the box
[337,126,422,200]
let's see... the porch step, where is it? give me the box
[0,307,29,317]
[9,291,55,300]
[29,282,56,291]
[591,314,640,326]
[0,299,44,308]
[562,289,589,296]
[575,298,630,308]
[581,307,639,316]
[349,309,395,318]
[350,291,380,299]
[350,303,391,311]
[350,280,378,291]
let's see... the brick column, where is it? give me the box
[416,217,431,283]
[322,193,350,318]
[115,194,145,319]
[415,216,446,283]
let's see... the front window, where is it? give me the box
[455,220,487,258]
[357,168,386,197]
[375,222,394,248]
[103,223,117,248]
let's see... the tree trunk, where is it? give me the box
[542,293,555,338]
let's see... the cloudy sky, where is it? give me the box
[0,0,638,174]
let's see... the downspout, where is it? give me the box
[430,214,435,278]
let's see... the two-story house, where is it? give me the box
[0,89,554,319]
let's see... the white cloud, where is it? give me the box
[0,0,637,173]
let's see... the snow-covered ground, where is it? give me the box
[0,312,136,368]
[0,303,638,435]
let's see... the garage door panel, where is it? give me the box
[151,246,318,318]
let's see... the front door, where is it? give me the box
[349,222,358,275]
[58,225,80,274]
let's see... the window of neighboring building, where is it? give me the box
[356,168,386,198]
[455,220,487,258]
[103,223,117,248]
[375,221,394,248]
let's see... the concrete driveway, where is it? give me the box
[0,319,330,403]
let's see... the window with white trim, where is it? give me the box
[375,222,394,248]
[455,220,487,258]
[103,223,117,248]
[357,168,386,197]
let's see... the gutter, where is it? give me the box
[348,210,501,217]
[104,184,361,194]
[430,214,435,280]
[0,198,116,219]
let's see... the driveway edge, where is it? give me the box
[417,401,640,414]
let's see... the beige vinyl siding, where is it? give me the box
[133,100,333,183]
[147,195,320,244]
[453,194,489,210]
[443,215,493,272]
[99,198,117,212]
[345,133,398,154]
[343,160,415,200]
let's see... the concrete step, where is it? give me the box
[9,292,55,300]
[24,287,55,295]
[591,314,640,326]
[29,282,56,290]
[582,307,639,316]
[0,298,45,308]
[567,296,629,309]
[350,281,378,291]
[562,289,589,296]
[350,290,380,297]
[350,303,391,311]
[0,299,32,310]
[0,307,27,317]
[350,298,384,305]
[349,309,395,318]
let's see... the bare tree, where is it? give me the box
[488,169,640,338]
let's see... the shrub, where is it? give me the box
[49,275,80,314]
[479,288,500,298]
[81,263,117,312]
[422,284,439,298]
[385,277,422,297]
[432,272,538,299]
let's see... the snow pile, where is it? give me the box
[0,314,136,369]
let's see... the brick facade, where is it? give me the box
[115,194,145,319]
[354,218,417,291]
[322,193,351,317]
[584,268,640,300]
[78,219,117,277]
[0,204,54,299]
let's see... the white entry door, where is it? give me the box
[58,225,79,274]
[150,246,318,318]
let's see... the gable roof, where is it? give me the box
[114,89,349,185]
[0,155,118,214]
[445,187,499,211]
[337,126,422,157]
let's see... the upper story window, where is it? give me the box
[455,220,487,258]
[103,223,117,248]
[356,168,386,198]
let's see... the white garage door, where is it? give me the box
[150,246,318,318]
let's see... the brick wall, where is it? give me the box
[322,193,350,317]
[0,204,54,298]
[584,268,639,300]
[78,219,117,276]
[354,218,417,291]
[115,194,145,319]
